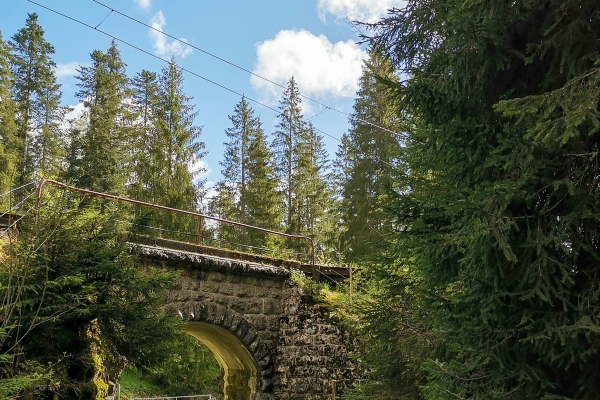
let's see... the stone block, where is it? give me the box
[262,299,282,315]
[199,280,220,293]
[260,378,273,392]
[254,286,270,298]
[246,315,266,331]
[241,274,257,285]
[234,284,253,298]
[230,313,243,332]
[222,308,236,329]
[235,318,251,339]
[242,327,258,347]
[219,283,235,296]
[207,270,227,282]
[246,299,262,314]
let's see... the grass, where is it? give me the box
[118,367,163,398]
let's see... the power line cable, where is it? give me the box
[0,182,36,199]
[91,0,404,138]
[27,1,397,169]
[27,0,278,114]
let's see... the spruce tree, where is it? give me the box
[143,59,205,232]
[74,40,131,195]
[129,69,159,201]
[242,120,281,248]
[291,123,335,256]
[369,1,600,398]
[0,32,19,204]
[10,13,63,183]
[341,51,403,262]
[213,97,281,249]
[272,77,305,230]
[271,78,335,258]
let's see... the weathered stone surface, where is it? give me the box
[131,242,361,400]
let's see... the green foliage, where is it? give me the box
[0,190,182,399]
[74,40,131,195]
[143,334,220,396]
[10,13,64,184]
[366,1,600,398]
[338,50,404,263]
[0,31,19,206]
[271,78,336,258]
[211,97,282,254]
[119,367,162,398]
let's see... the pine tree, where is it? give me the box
[74,40,131,196]
[0,32,19,204]
[341,51,403,262]
[369,1,600,398]
[10,13,64,183]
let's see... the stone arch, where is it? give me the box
[165,301,274,399]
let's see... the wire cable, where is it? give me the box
[27,1,398,170]
[28,0,278,114]
[91,0,404,138]
[0,182,36,198]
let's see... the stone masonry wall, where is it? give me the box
[130,243,361,399]
[273,282,361,400]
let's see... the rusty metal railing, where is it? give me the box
[34,179,315,265]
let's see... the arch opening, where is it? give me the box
[186,322,258,400]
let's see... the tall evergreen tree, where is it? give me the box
[219,97,257,222]
[212,97,281,249]
[0,32,19,204]
[291,123,335,255]
[74,40,131,196]
[242,120,281,247]
[129,69,159,201]
[138,59,205,233]
[271,78,335,258]
[367,1,600,398]
[10,13,64,183]
[341,51,403,262]
[272,77,306,230]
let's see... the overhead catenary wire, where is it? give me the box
[26,0,398,170]
[0,182,36,199]
[91,0,404,138]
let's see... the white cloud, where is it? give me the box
[251,29,366,104]
[317,0,406,23]
[65,102,86,121]
[54,62,85,78]
[190,158,210,180]
[134,0,151,10]
[149,11,192,59]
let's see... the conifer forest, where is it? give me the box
[2,1,600,399]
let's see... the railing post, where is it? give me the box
[196,215,202,245]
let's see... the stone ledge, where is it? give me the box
[127,243,291,278]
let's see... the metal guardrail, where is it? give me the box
[34,179,315,266]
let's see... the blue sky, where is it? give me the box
[2,0,404,190]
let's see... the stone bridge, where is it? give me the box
[129,239,359,400]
